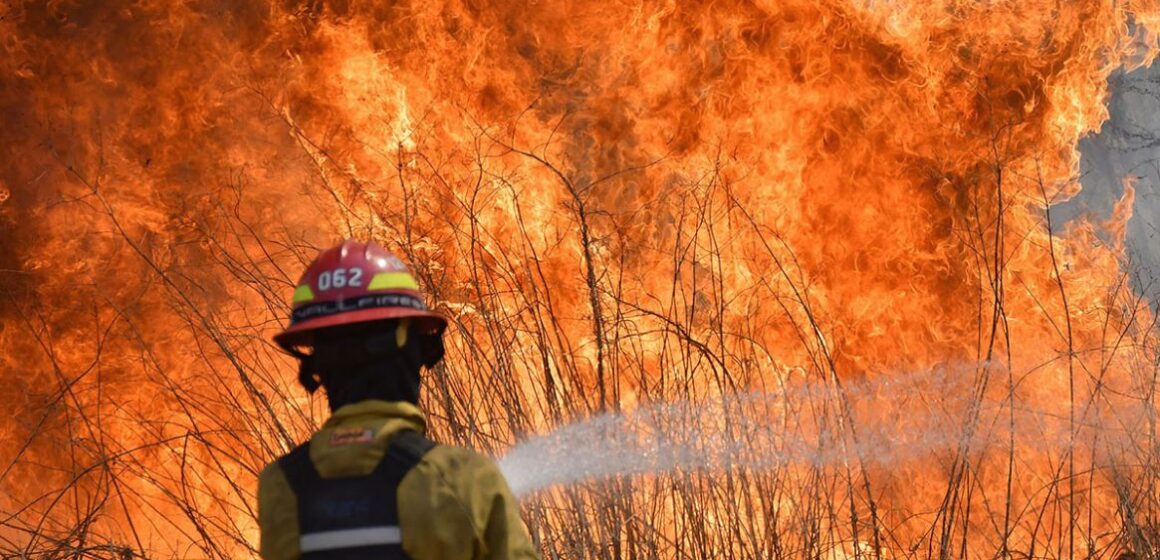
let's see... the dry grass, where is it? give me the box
[2,93,1160,560]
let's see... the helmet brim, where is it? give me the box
[274,307,448,349]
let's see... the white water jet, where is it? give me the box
[497,364,1144,496]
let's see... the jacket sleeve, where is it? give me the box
[258,462,301,560]
[399,447,540,560]
[475,459,540,560]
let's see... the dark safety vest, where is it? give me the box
[279,430,436,559]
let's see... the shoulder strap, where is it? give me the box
[372,430,436,478]
[278,441,320,490]
[391,430,437,461]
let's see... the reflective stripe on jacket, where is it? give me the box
[259,400,540,560]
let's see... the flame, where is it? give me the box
[2,0,1160,558]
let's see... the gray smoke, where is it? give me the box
[1071,63,1160,297]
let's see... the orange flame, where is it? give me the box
[2,1,1160,558]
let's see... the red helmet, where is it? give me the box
[273,240,447,349]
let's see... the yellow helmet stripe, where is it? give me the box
[292,285,316,304]
[368,272,420,291]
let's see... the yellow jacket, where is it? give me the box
[258,400,540,560]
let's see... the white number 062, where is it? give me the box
[318,267,364,291]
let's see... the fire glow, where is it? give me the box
[2,1,1160,558]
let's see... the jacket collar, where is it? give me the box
[325,399,427,432]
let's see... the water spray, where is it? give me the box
[498,364,1143,497]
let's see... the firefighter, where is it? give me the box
[258,239,540,560]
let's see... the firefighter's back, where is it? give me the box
[258,400,539,560]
